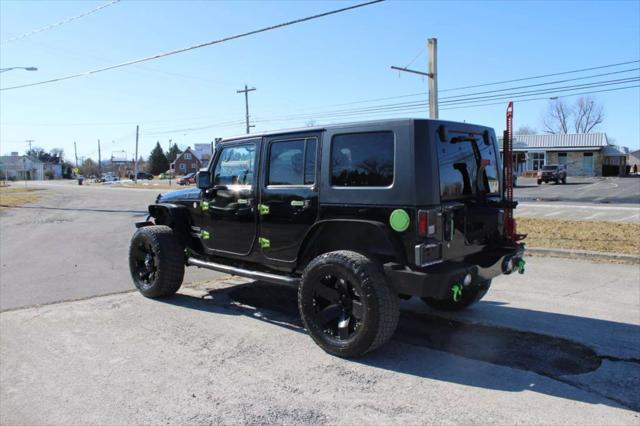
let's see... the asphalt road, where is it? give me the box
[0,180,218,311]
[515,176,640,204]
[1,257,638,424]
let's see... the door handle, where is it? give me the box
[290,200,310,209]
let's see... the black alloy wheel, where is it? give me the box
[128,225,185,298]
[298,251,399,357]
[311,273,364,341]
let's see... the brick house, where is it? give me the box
[500,133,628,177]
[170,147,202,175]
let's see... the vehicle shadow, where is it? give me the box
[159,281,639,411]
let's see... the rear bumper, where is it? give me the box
[384,244,525,299]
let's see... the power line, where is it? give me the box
[439,67,640,100]
[248,76,639,122]
[439,59,640,92]
[0,0,384,91]
[240,59,640,116]
[1,0,121,45]
[250,80,639,123]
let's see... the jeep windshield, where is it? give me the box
[439,131,500,201]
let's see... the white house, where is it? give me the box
[0,153,44,180]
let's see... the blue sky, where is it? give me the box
[1,0,639,162]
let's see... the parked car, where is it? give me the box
[537,164,567,184]
[129,171,154,180]
[102,174,119,182]
[129,119,526,357]
[177,172,196,185]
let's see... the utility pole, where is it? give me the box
[74,141,78,167]
[390,37,439,119]
[98,139,102,178]
[236,84,256,134]
[134,125,139,183]
[427,38,438,119]
[25,139,34,153]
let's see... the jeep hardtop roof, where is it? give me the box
[221,118,493,142]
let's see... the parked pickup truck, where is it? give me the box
[537,164,567,184]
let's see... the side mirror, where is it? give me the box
[196,170,211,189]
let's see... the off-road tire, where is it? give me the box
[129,225,185,298]
[537,179,542,185]
[298,250,399,358]
[421,279,492,311]
[562,177,567,184]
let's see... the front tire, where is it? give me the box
[298,251,399,358]
[421,280,492,311]
[129,225,185,298]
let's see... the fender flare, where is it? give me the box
[296,219,407,269]
[147,204,192,240]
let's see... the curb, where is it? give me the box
[526,247,640,264]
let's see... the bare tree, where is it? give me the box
[573,96,604,133]
[543,99,571,134]
[543,97,605,134]
[515,125,536,135]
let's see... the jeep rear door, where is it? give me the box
[258,133,319,262]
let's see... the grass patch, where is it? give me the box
[518,217,640,255]
[0,186,45,209]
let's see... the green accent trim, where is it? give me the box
[258,237,270,248]
[517,258,526,274]
[200,230,210,240]
[451,284,463,302]
[450,217,454,240]
[258,204,270,215]
[290,200,304,207]
[389,209,410,232]
[201,201,209,212]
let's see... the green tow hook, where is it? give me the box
[451,284,463,302]
[517,259,526,274]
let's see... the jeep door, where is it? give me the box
[200,140,260,255]
[258,134,319,262]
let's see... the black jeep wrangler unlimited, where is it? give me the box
[129,119,525,357]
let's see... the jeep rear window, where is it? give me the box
[439,131,499,200]
[267,138,317,186]
[331,132,394,187]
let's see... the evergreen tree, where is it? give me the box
[148,142,170,175]
[166,144,183,163]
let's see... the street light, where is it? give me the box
[0,66,38,73]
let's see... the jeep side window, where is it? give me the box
[268,140,304,185]
[268,138,317,186]
[330,132,394,187]
[213,144,255,186]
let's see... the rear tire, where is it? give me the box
[298,251,399,358]
[129,225,185,298]
[562,177,567,184]
[537,179,542,185]
[421,280,492,311]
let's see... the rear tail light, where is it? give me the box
[418,210,436,236]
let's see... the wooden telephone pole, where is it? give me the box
[390,37,439,119]
[236,84,256,134]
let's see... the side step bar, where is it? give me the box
[187,258,300,287]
